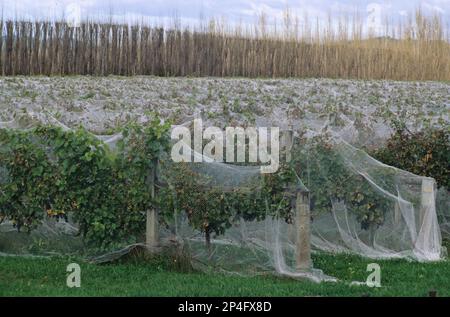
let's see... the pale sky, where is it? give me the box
[2,0,449,30]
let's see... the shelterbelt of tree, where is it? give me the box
[0,13,449,80]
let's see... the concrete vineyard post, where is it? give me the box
[419,178,435,233]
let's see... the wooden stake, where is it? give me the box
[282,128,293,163]
[296,190,312,271]
[394,202,401,225]
[146,161,159,249]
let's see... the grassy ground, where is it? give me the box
[1,247,449,297]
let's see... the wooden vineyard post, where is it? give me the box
[282,127,313,272]
[282,126,294,163]
[146,159,159,250]
[394,203,401,225]
[296,189,312,271]
[282,128,296,242]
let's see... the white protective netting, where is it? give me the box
[155,126,444,282]
[0,104,448,283]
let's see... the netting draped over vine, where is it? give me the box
[0,112,447,283]
[157,134,443,279]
